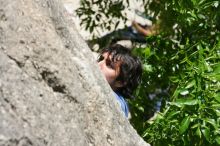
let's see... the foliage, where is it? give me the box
[142,40,220,146]
[76,0,127,35]
[77,0,220,145]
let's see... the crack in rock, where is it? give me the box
[0,136,33,146]
[40,70,66,94]
[7,55,25,68]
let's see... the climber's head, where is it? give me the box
[97,44,142,99]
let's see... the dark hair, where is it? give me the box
[99,44,142,99]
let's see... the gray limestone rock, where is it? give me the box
[0,0,150,146]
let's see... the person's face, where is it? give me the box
[98,52,122,89]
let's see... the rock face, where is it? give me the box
[0,0,150,146]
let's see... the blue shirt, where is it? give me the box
[114,92,129,117]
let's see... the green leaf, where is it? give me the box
[180,90,189,95]
[204,118,217,129]
[198,14,206,19]
[211,103,220,108]
[169,76,179,83]
[195,127,202,138]
[215,110,220,116]
[169,102,182,108]
[185,80,195,89]
[180,116,191,134]
[142,128,149,137]
[156,113,164,120]
[201,127,210,142]
[213,63,220,73]
[138,106,144,112]
[144,47,151,56]
[191,0,197,5]
[214,92,220,103]
[213,1,219,8]
[191,123,200,129]
[167,111,181,119]
[143,63,153,72]
[216,136,220,145]
[175,99,199,106]
[172,88,180,99]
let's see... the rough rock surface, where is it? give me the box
[0,0,150,146]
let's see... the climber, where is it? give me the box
[97,44,142,118]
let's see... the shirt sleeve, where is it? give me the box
[113,92,129,117]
